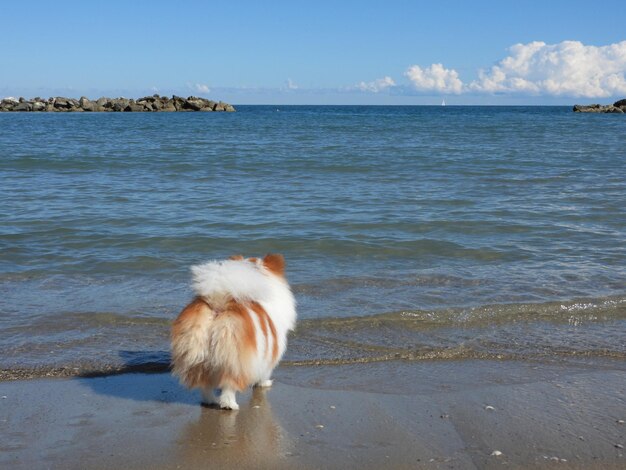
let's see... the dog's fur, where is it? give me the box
[171,254,296,410]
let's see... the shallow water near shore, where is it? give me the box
[1,106,625,378]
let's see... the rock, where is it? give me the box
[124,103,146,112]
[171,96,187,111]
[574,100,626,113]
[0,95,234,112]
[111,98,129,112]
[14,102,32,111]
[79,97,96,111]
[53,97,71,109]
[0,98,17,111]
[137,95,158,103]
[184,98,206,111]
[573,104,603,112]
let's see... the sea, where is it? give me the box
[1,106,625,379]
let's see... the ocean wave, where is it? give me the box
[1,296,624,380]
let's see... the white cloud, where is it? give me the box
[401,40,626,98]
[405,63,464,94]
[470,40,626,97]
[356,76,396,93]
[193,83,210,94]
[286,78,299,90]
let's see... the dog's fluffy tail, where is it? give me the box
[190,259,271,302]
[171,297,256,391]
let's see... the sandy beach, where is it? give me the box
[1,359,624,469]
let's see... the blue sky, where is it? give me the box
[2,0,626,104]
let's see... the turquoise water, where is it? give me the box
[1,106,625,375]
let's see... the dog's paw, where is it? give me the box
[254,379,273,388]
[219,400,239,411]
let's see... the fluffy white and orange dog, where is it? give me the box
[171,254,296,410]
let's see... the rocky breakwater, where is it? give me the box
[0,95,235,112]
[573,99,626,113]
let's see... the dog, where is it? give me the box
[171,254,296,410]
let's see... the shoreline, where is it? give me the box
[3,353,626,383]
[2,294,625,383]
[1,359,624,469]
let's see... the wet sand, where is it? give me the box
[0,360,624,469]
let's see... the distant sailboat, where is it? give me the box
[441,99,446,106]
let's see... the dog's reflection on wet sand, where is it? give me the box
[176,387,290,468]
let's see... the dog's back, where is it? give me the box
[171,254,296,407]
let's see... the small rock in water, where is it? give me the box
[315,424,324,429]
[617,419,625,424]
[440,413,450,419]
[615,444,624,449]
[484,405,495,411]
[329,405,336,409]
[490,450,502,456]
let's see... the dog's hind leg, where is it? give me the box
[217,387,239,410]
